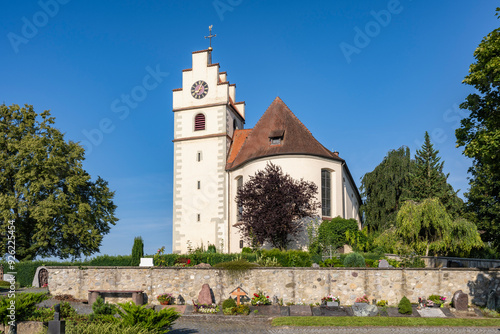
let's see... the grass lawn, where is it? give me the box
[272,316,500,327]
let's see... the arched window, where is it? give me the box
[321,169,331,217]
[194,113,205,131]
[237,176,243,221]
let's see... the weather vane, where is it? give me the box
[205,25,216,51]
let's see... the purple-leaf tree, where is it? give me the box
[235,162,320,250]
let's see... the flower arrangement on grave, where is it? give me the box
[157,293,174,305]
[321,294,340,305]
[193,302,219,314]
[355,294,370,303]
[250,291,272,306]
[420,295,446,308]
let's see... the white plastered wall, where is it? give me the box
[227,155,360,253]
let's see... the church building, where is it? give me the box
[172,48,361,254]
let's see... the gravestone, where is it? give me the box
[452,290,468,311]
[311,263,320,268]
[198,284,213,304]
[378,259,391,268]
[417,307,446,318]
[48,303,65,334]
[352,302,378,316]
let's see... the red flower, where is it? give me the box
[187,259,191,264]
[266,296,269,298]
[254,293,259,297]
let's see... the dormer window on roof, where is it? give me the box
[269,129,284,145]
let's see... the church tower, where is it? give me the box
[172,47,245,253]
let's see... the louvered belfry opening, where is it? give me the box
[194,113,205,131]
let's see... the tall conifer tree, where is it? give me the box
[411,132,463,217]
[360,146,413,232]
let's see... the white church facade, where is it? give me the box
[172,49,361,254]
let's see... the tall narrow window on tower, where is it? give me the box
[321,169,331,217]
[194,113,206,131]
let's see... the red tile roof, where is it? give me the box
[227,129,252,164]
[226,97,343,170]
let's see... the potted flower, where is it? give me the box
[250,291,271,306]
[157,293,174,305]
[321,294,340,307]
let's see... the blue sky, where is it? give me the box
[1,1,498,258]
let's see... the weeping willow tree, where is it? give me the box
[393,198,483,256]
[360,146,413,232]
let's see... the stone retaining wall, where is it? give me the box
[46,267,500,306]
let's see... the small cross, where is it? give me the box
[205,25,216,50]
[231,287,247,306]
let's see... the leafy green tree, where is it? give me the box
[394,198,482,256]
[360,146,413,231]
[456,9,500,251]
[236,163,320,250]
[130,236,144,266]
[411,132,463,217]
[0,104,118,260]
[311,217,359,255]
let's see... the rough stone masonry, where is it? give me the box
[46,266,500,306]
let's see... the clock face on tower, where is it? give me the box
[191,80,209,99]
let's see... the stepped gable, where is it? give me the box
[226,97,342,170]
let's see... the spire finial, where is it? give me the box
[205,25,216,51]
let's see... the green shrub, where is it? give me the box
[65,321,155,334]
[319,258,343,267]
[0,292,50,324]
[222,298,237,309]
[28,305,55,322]
[398,296,412,314]
[214,259,258,278]
[365,259,376,267]
[131,236,144,266]
[255,256,281,267]
[60,301,78,319]
[207,244,217,253]
[315,217,359,254]
[117,301,180,331]
[241,247,253,254]
[92,296,117,316]
[87,255,135,266]
[376,300,388,307]
[234,304,250,315]
[258,249,311,267]
[0,280,20,290]
[343,252,366,267]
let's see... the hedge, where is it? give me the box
[0,255,135,287]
